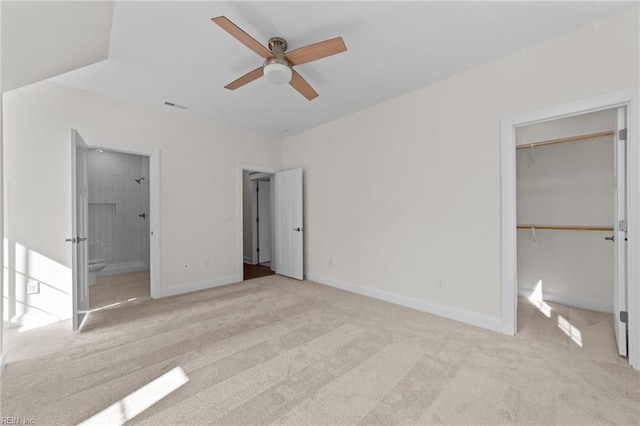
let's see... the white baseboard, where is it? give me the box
[243,256,253,264]
[518,287,613,313]
[156,274,241,298]
[7,311,67,328]
[306,274,503,333]
[100,261,149,277]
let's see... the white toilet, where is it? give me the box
[88,259,107,285]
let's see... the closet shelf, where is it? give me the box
[517,224,614,231]
[515,130,614,150]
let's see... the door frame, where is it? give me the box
[499,88,640,369]
[251,179,259,265]
[237,163,280,280]
[82,137,161,299]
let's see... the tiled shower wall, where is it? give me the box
[87,150,150,272]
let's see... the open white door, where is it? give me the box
[71,129,90,331]
[274,169,303,280]
[613,107,628,356]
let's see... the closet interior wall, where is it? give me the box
[516,109,616,313]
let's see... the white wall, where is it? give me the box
[516,109,616,312]
[87,149,150,274]
[3,81,281,325]
[281,8,639,327]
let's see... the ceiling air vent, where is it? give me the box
[164,101,187,110]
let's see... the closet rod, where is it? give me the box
[517,224,614,231]
[515,130,614,150]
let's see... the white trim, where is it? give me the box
[517,287,613,314]
[500,117,518,336]
[84,137,162,299]
[249,172,271,181]
[237,163,280,281]
[500,87,640,370]
[155,274,241,298]
[307,273,503,333]
[100,261,148,276]
[243,256,253,264]
[0,0,5,372]
[8,311,67,327]
[251,180,258,264]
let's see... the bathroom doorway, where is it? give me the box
[242,170,276,281]
[86,147,151,310]
[70,131,161,330]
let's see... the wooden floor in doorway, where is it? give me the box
[243,263,275,280]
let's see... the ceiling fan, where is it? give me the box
[211,16,347,100]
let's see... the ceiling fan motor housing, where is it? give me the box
[268,37,288,54]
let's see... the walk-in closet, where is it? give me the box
[516,107,628,355]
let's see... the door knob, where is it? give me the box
[605,235,615,242]
[293,227,302,232]
[78,237,88,242]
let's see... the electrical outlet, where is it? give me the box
[436,278,444,289]
[27,281,40,295]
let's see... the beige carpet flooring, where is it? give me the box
[1,274,638,425]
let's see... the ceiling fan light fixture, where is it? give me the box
[264,62,292,85]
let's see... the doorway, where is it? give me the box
[242,170,275,281]
[515,108,623,351]
[500,89,639,370]
[86,148,151,310]
[237,164,305,282]
[71,130,161,331]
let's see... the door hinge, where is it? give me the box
[619,220,627,232]
[256,217,259,223]
[256,186,259,192]
[618,128,627,141]
[256,247,260,252]
[620,311,628,324]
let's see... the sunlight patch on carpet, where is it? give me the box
[558,315,583,347]
[528,280,552,318]
[78,366,189,425]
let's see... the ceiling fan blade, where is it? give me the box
[224,67,264,90]
[285,37,347,66]
[289,70,318,101]
[211,16,273,59]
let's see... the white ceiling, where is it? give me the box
[51,1,635,139]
